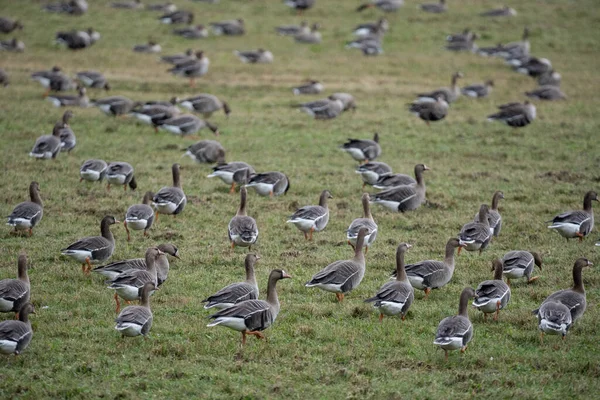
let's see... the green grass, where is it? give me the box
[1,0,600,398]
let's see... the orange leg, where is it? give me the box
[123,184,127,192]
[540,332,544,344]
[424,287,431,299]
[106,183,111,191]
[241,331,247,346]
[114,292,121,314]
[461,345,468,354]
[309,228,314,241]
[269,190,274,198]
[144,229,149,237]
[494,301,501,321]
[304,232,309,240]
[365,246,369,254]
[401,314,406,321]
[79,177,83,182]
[506,278,511,287]
[335,293,344,302]
[379,313,384,323]
[247,331,266,341]
[189,78,195,88]
[124,221,131,242]
[444,349,448,361]
[14,313,19,320]
[484,313,488,322]
[528,276,540,284]
[85,257,93,274]
[575,232,584,242]
[43,88,50,98]
[28,228,33,237]
[229,183,236,194]
[457,247,462,256]
[81,263,87,273]
[154,211,159,223]
[231,242,235,249]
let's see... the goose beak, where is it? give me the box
[283,273,292,279]
[587,260,594,266]
[173,252,181,259]
[406,243,413,249]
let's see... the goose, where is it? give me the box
[473,191,503,237]
[353,18,388,37]
[305,228,368,302]
[0,253,30,317]
[61,215,118,274]
[533,258,592,342]
[130,103,180,131]
[285,0,315,14]
[514,57,552,77]
[159,114,219,136]
[159,10,193,24]
[202,254,260,310]
[108,247,162,313]
[357,0,404,12]
[371,164,429,212]
[173,25,208,39]
[525,86,566,101]
[547,191,597,241]
[92,96,138,116]
[480,6,517,17]
[47,87,89,108]
[183,140,225,164]
[502,251,543,285]
[0,69,9,87]
[210,19,245,36]
[132,41,162,53]
[43,0,88,15]
[276,21,309,36]
[347,193,378,250]
[167,51,209,87]
[459,204,491,254]
[446,40,478,53]
[287,190,332,240]
[115,282,156,338]
[396,238,461,298]
[55,28,100,50]
[294,24,321,44]
[446,29,477,43]
[246,172,290,197]
[94,243,179,285]
[473,259,511,321]
[7,182,43,236]
[124,191,155,241]
[106,162,137,191]
[229,187,259,249]
[0,38,25,52]
[0,17,23,33]
[80,159,108,183]
[487,101,536,128]
[538,70,561,87]
[299,98,344,120]
[461,80,494,98]
[112,0,143,9]
[234,49,274,64]
[372,172,416,190]
[146,2,177,12]
[330,92,357,112]
[419,0,447,13]
[179,94,231,119]
[340,132,381,164]
[408,96,448,125]
[208,162,256,194]
[433,287,477,360]
[346,36,384,56]
[356,161,392,188]
[31,66,74,97]
[495,27,530,59]
[208,269,292,345]
[416,72,463,103]
[153,163,186,219]
[365,243,413,321]
[30,123,63,159]
[161,49,194,64]
[58,110,76,152]
[0,303,35,355]
[293,80,323,95]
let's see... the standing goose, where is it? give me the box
[153,163,187,219]
[408,96,448,126]
[347,193,378,250]
[287,190,332,240]
[124,191,155,241]
[419,0,447,13]
[473,259,511,321]
[547,191,597,241]
[299,98,345,120]
[131,103,180,131]
[0,38,25,52]
[495,27,530,59]
[397,238,462,298]
[31,67,74,97]
[208,269,292,345]
[55,29,100,50]
[276,21,309,36]
[61,215,118,274]
[159,114,219,136]
[159,10,194,24]
[80,159,108,183]
[208,162,256,194]
[433,288,478,360]
[92,96,138,116]
[294,24,321,44]
[76,70,111,90]
[202,254,260,310]
[305,228,368,302]
[179,94,231,118]
[210,19,245,36]
[173,24,208,39]
[133,41,161,53]
[168,51,210,87]
[525,86,566,101]
[234,49,274,64]
[114,282,156,338]
[0,303,35,356]
[416,72,463,103]
[293,80,323,95]
[487,101,536,128]
[502,251,543,285]
[340,132,381,164]
[106,162,137,191]
[0,253,30,318]
[459,204,491,254]
[365,243,413,322]
[461,80,494,98]
[0,17,23,33]
[58,110,76,153]
[47,87,89,108]
[7,182,43,236]
[371,164,429,212]
[353,18,389,37]
[355,161,392,188]
[373,172,416,190]
[246,172,290,197]
[29,122,63,159]
[357,0,404,12]
[183,140,225,164]
[161,48,194,65]
[514,57,552,77]
[228,187,259,249]
[473,191,504,237]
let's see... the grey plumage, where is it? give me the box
[473,259,511,320]
[371,164,429,212]
[153,163,187,216]
[433,288,477,360]
[6,182,43,235]
[228,187,259,248]
[0,303,35,355]
[502,251,543,285]
[202,254,260,309]
[340,132,381,163]
[487,101,536,128]
[0,253,30,316]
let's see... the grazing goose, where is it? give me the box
[353,18,388,37]
[473,259,511,321]
[340,132,381,164]
[525,86,566,101]
[346,35,384,56]
[112,0,143,9]
[153,163,187,219]
[356,161,392,188]
[294,24,321,44]
[276,21,309,36]
[396,238,461,298]
[92,96,138,116]
[173,25,208,39]
[434,287,477,360]
[43,0,88,14]
[211,19,245,36]
[305,228,368,302]
[30,123,63,159]
[538,70,561,87]
[513,57,552,77]
[80,159,108,183]
[159,114,219,136]
[285,0,315,14]
[234,49,274,64]
[161,48,194,64]
[373,172,416,190]
[146,2,176,12]
[133,41,161,53]
[0,17,23,33]
[31,66,74,97]
[473,191,503,237]
[548,191,597,241]
[487,101,536,128]
[208,269,292,345]
[462,80,494,98]
[459,204,491,254]
[365,243,413,321]
[246,172,290,197]
[55,28,100,50]
[371,164,429,212]
[0,38,24,52]
[108,247,162,313]
[287,190,332,240]
[58,110,76,152]
[502,251,543,285]
[202,254,260,310]
[0,69,9,87]
[179,94,231,119]
[419,0,447,13]
[61,215,118,274]
[0,253,30,317]
[409,96,448,126]
[159,10,193,24]
[347,193,378,250]
[533,258,592,342]
[292,80,323,95]
[131,103,180,131]
[115,282,156,338]
[7,182,43,236]
[416,72,463,103]
[229,187,259,249]
[183,140,225,164]
[299,98,345,120]
[106,162,137,191]
[330,92,356,111]
[0,303,35,356]
[480,6,516,17]
[47,87,89,108]
[208,162,256,193]
[357,0,404,12]
[124,191,155,241]
[167,51,210,87]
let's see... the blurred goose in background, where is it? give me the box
[365,243,412,321]
[161,48,194,64]
[459,204,491,254]
[419,0,447,13]
[6,182,43,237]
[287,190,332,240]
[299,97,344,119]
[208,269,292,345]
[480,5,517,17]
[416,72,463,103]
[146,2,176,12]
[173,25,208,39]
[112,0,143,9]
[114,282,156,338]
[461,80,494,98]
[58,110,76,153]
[294,24,321,44]
[207,162,256,194]
[43,0,88,14]
[211,19,245,36]
[159,10,193,24]
[159,114,219,136]
[306,228,368,302]
[473,191,503,237]
[234,49,274,63]
[92,96,138,116]
[371,164,429,212]
[80,159,108,183]
[446,29,477,43]
[372,171,416,190]
[513,57,552,77]
[153,163,187,219]
[525,86,566,101]
[228,187,259,249]
[285,0,315,14]
[179,94,230,118]
[538,70,561,87]
[434,287,477,360]
[340,132,381,164]
[246,172,290,197]
[346,30,384,55]
[0,69,9,87]
[276,21,309,36]
[446,39,478,53]
[357,0,404,12]
[502,251,543,285]
[76,71,110,90]
[353,18,388,37]
[61,215,118,274]
[547,191,597,241]
[124,191,155,241]
[487,101,536,128]
[168,51,209,87]
[47,87,89,107]
[0,17,23,33]
[494,27,530,59]
[330,93,357,111]
[31,66,74,96]
[183,140,225,164]
[409,96,449,126]
[473,259,511,321]
[293,80,323,95]
[133,41,161,53]
[355,161,392,188]
[0,303,35,356]
[347,193,378,250]
[0,253,30,318]
[56,28,100,50]
[202,254,260,310]
[106,162,137,191]
[130,101,180,131]
[30,123,63,159]
[0,38,25,52]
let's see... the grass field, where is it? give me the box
[1,0,600,398]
